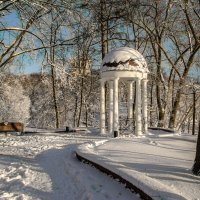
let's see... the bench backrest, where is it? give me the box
[0,122,24,132]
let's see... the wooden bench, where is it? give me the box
[0,122,24,135]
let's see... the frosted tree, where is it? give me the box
[0,74,30,124]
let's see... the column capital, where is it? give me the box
[142,78,148,82]
[114,77,120,81]
[135,77,142,82]
[109,80,114,84]
[128,80,134,83]
[100,79,106,83]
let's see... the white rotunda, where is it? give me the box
[100,47,149,137]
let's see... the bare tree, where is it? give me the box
[168,1,200,128]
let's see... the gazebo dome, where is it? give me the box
[101,47,149,73]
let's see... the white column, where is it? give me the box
[109,81,114,134]
[142,79,148,134]
[113,78,119,136]
[135,78,142,136]
[100,80,106,134]
[128,81,134,130]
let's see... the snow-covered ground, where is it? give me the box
[0,129,199,200]
[0,129,138,200]
[76,130,200,200]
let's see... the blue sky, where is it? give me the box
[10,56,43,74]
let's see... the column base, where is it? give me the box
[114,131,119,137]
[135,130,142,136]
[100,129,106,135]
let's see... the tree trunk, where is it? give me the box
[169,90,181,129]
[192,119,200,175]
[100,0,108,59]
[73,96,78,127]
[156,47,165,127]
[192,89,196,135]
[51,66,59,128]
[85,104,88,127]
[169,76,186,129]
[50,22,60,128]
[188,118,191,134]
[150,80,154,127]
[77,78,84,127]
[177,105,193,131]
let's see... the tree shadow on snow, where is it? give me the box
[0,144,83,200]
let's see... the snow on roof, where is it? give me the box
[101,47,149,73]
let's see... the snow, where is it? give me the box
[0,129,199,200]
[76,130,200,200]
[102,47,146,64]
[101,47,149,73]
[0,130,138,200]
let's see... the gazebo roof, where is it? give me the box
[101,47,149,73]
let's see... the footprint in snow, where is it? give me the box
[149,140,158,145]
[91,184,102,192]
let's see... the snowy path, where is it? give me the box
[0,132,140,200]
